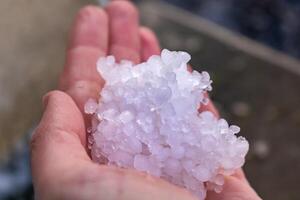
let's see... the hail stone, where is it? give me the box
[85,49,249,200]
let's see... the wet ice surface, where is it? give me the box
[85,49,249,199]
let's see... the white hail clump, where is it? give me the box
[85,49,249,199]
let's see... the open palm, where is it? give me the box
[30,1,261,200]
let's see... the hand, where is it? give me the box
[30,1,261,200]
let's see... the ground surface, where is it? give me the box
[0,0,299,199]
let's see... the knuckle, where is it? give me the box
[43,90,65,101]
[30,126,73,154]
[30,126,47,154]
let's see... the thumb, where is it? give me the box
[30,91,90,192]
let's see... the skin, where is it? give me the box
[30,1,262,200]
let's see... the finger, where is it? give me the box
[206,175,262,200]
[106,1,141,63]
[59,5,108,112]
[232,168,247,181]
[140,26,161,61]
[31,91,90,190]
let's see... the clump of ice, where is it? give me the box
[85,49,249,199]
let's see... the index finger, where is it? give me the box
[59,6,108,113]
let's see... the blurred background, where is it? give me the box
[1,0,300,199]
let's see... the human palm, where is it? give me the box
[31,1,261,200]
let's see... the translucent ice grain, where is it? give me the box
[85,49,249,200]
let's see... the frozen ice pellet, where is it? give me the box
[86,49,249,200]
